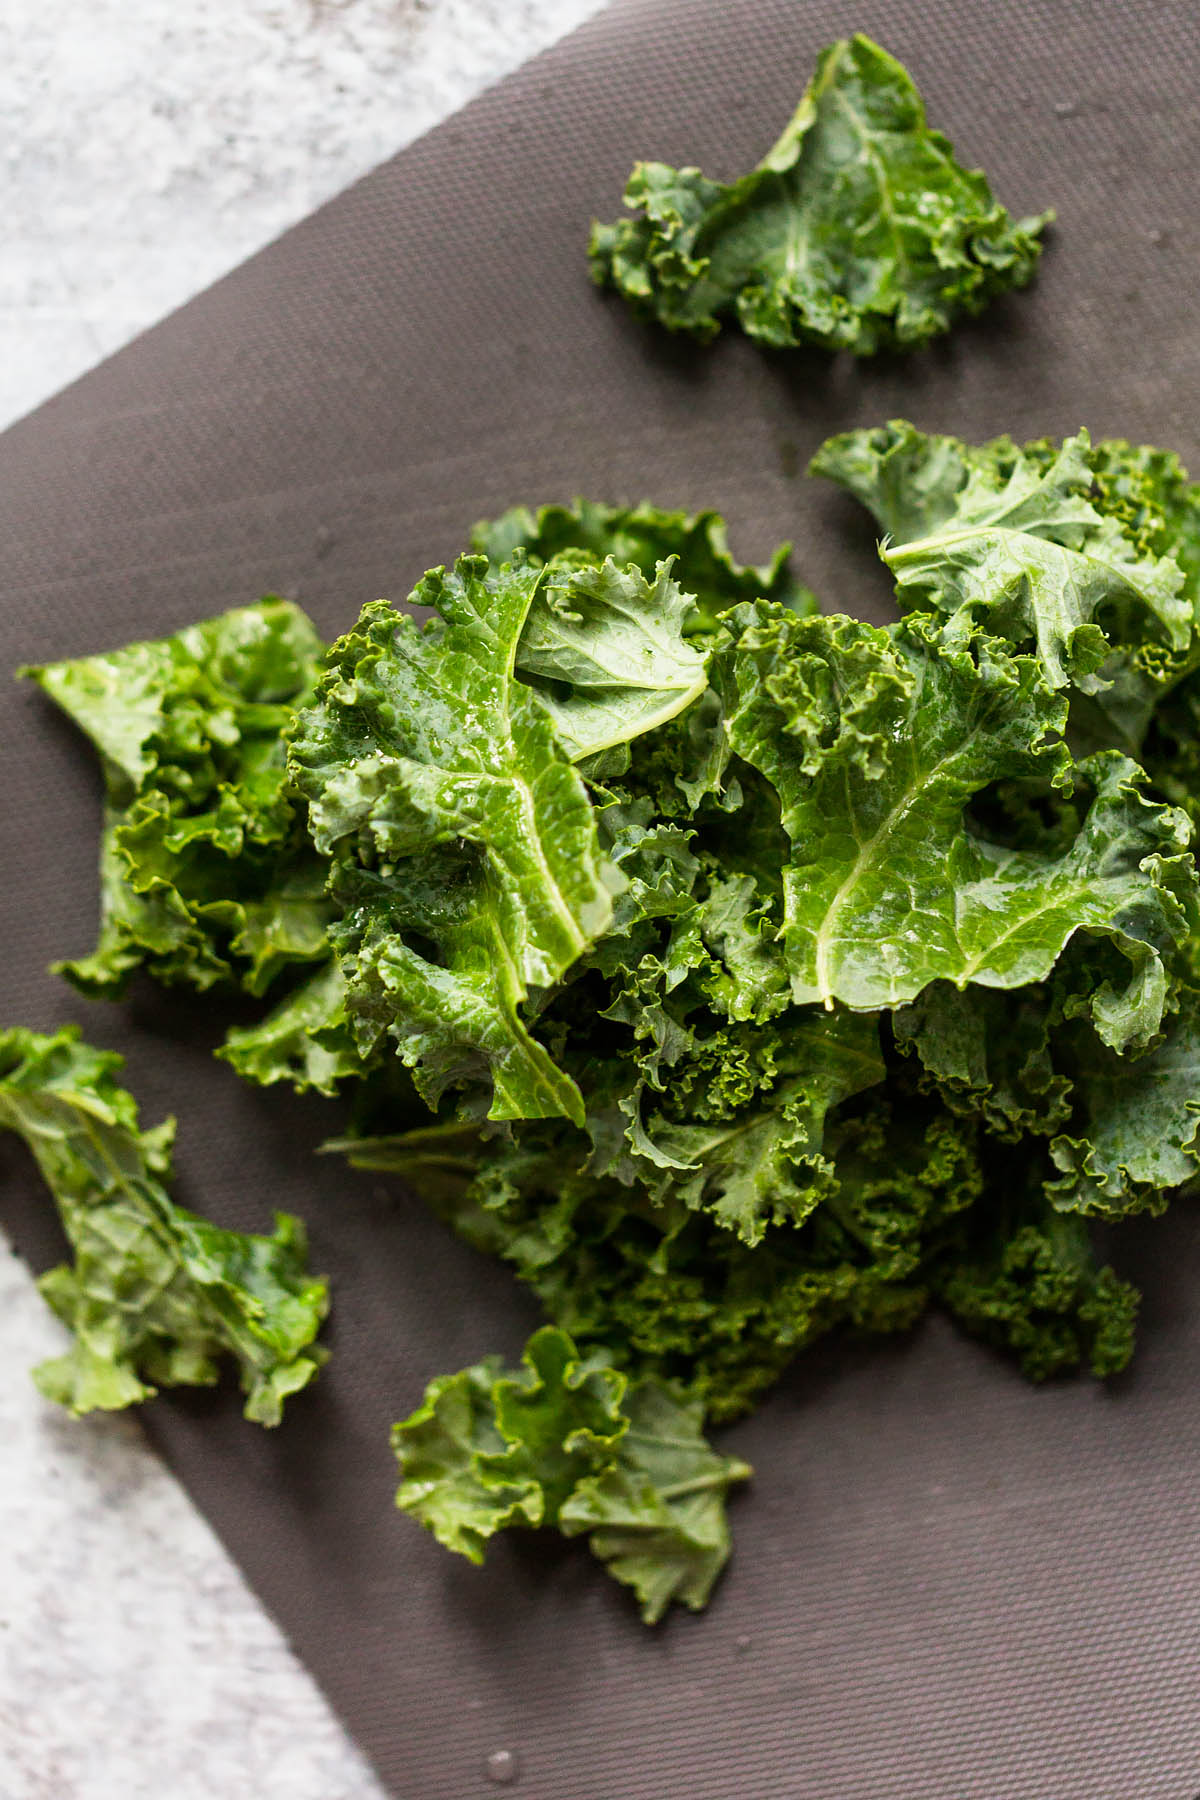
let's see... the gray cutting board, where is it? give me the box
[2,1,1199,1794]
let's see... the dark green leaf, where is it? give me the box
[471,496,814,627]
[1048,991,1200,1217]
[591,35,1048,353]
[935,1194,1138,1380]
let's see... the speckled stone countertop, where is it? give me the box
[0,5,604,1795]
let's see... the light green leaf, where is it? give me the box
[218,959,366,1095]
[391,1355,534,1563]
[24,599,330,996]
[515,556,709,762]
[392,1326,627,1562]
[393,1326,746,1621]
[720,605,1194,1030]
[289,560,620,1123]
[813,422,1190,692]
[0,1026,328,1423]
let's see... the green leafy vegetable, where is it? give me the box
[22,426,1200,1622]
[590,34,1049,352]
[471,497,816,628]
[811,422,1190,691]
[23,599,330,998]
[392,1325,750,1621]
[341,1095,975,1427]
[393,1324,627,1558]
[217,959,363,1096]
[1047,991,1200,1216]
[934,1193,1139,1381]
[513,555,710,762]
[0,1025,328,1422]
[721,604,1194,1027]
[289,560,621,1124]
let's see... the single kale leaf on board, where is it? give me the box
[590,34,1051,353]
[391,1325,751,1623]
[0,1026,328,1423]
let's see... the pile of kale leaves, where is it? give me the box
[6,36,1200,1624]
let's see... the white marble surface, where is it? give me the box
[0,3,605,1795]
[1,0,605,429]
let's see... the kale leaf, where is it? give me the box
[719,604,1194,1027]
[23,599,330,998]
[811,422,1191,693]
[0,1025,328,1422]
[472,497,815,629]
[288,562,621,1124]
[590,35,1049,353]
[391,1324,750,1622]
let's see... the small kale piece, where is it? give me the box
[590,34,1049,353]
[23,599,330,998]
[393,1325,627,1558]
[217,959,365,1097]
[0,1025,328,1422]
[392,1324,750,1621]
[558,1378,752,1623]
[513,555,710,762]
[1046,990,1200,1218]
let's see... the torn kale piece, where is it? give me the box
[23,598,331,998]
[391,1324,750,1622]
[0,1025,328,1423]
[591,35,1049,353]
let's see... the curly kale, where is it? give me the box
[590,35,1050,353]
[18,428,1200,1621]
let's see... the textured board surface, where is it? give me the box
[2,2,1200,1795]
